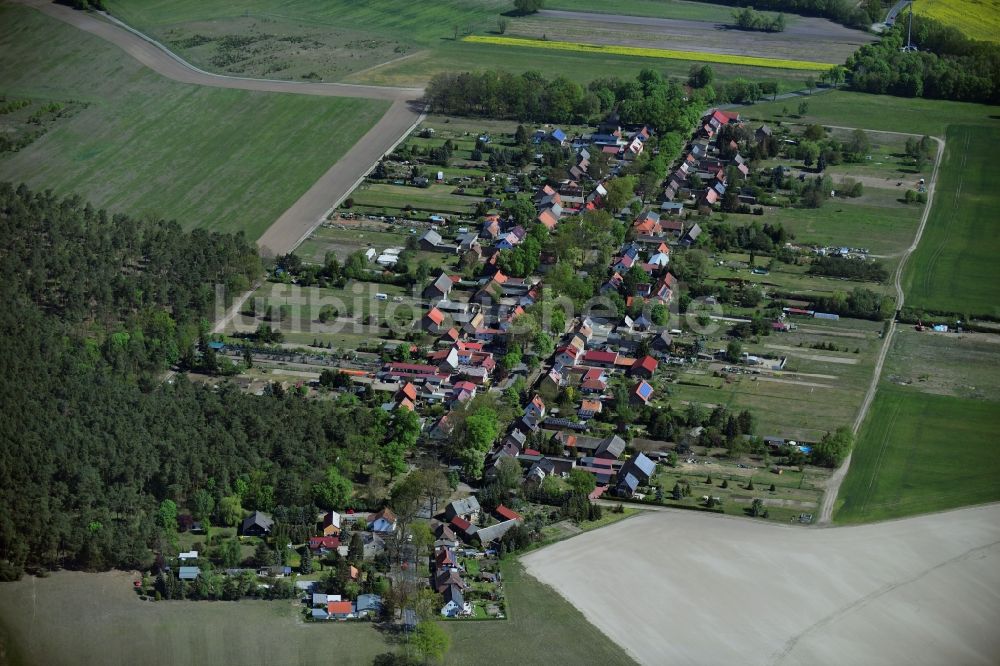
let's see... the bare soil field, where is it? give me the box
[522,505,1000,666]
[515,9,874,64]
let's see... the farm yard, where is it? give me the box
[0,3,389,241]
[522,505,1000,666]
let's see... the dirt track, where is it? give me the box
[523,504,1000,666]
[14,0,426,257]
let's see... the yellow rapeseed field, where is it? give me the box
[915,0,1000,43]
[463,35,833,71]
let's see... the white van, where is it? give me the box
[375,293,388,301]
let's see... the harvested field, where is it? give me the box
[521,9,873,64]
[522,505,1000,666]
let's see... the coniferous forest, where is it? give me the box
[0,184,387,578]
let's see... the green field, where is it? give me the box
[743,90,1000,138]
[0,3,388,240]
[352,183,481,216]
[902,125,1000,318]
[106,0,816,89]
[835,384,1000,524]
[0,561,634,666]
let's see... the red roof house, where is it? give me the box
[630,355,658,379]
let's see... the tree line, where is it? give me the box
[425,68,704,136]
[846,16,1000,104]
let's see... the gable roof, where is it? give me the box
[426,307,445,325]
[241,511,273,533]
[368,507,396,525]
[595,434,626,459]
[447,496,481,518]
[430,272,454,294]
[328,601,354,615]
[420,229,443,245]
[495,505,523,522]
[632,355,658,374]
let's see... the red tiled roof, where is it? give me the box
[426,307,445,325]
[309,536,340,550]
[450,516,472,532]
[328,601,353,615]
[632,355,658,374]
[583,350,618,365]
[496,505,523,522]
[400,383,418,401]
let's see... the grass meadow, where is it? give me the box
[835,383,1000,524]
[0,561,634,666]
[742,90,1000,137]
[0,3,388,240]
[902,125,1000,319]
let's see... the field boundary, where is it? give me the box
[818,129,946,525]
[462,34,833,71]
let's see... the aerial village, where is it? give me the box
[183,102,917,620]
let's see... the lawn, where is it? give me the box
[901,125,1000,319]
[0,3,388,240]
[0,561,635,666]
[742,90,1000,138]
[835,384,1000,524]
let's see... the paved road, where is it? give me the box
[816,129,946,524]
[15,0,427,258]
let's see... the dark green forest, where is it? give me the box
[0,184,391,579]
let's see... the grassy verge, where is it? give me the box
[0,3,388,240]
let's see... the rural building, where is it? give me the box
[241,511,274,536]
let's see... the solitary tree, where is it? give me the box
[412,622,451,662]
[300,546,313,574]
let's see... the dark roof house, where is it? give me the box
[241,511,274,536]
